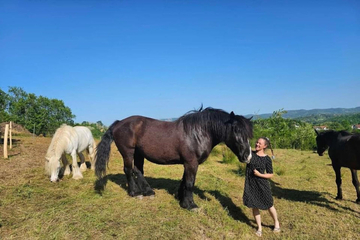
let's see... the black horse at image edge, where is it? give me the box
[315,129,360,203]
[95,107,253,210]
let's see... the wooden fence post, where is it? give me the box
[3,124,9,159]
[9,121,12,149]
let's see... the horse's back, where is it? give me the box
[346,135,360,169]
[113,115,180,142]
[74,126,95,152]
[332,134,360,169]
[112,116,185,163]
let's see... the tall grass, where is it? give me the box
[1,137,359,239]
[221,145,238,164]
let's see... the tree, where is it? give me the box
[3,87,75,136]
[253,109,316,150]
[0,88,10,122]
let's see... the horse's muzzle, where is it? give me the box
[240,151,252,164]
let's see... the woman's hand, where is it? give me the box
[253,169,261,177]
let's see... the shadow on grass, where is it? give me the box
[94,173,251,225]
[270,180,360,216]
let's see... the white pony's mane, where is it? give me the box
[45,124,74,159]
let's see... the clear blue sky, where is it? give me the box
[1,0,359,126]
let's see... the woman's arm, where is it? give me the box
[253,169,273,179]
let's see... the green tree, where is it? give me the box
[4,87,75,136]
[0,88,10,122]
[253,109,316,150]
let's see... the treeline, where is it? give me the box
[253,109,317,150]
[0,87,75,136]
[252,109,360,150]
[296,113,360,132]
[1,87,107,137]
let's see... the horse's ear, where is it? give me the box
[225,111,235,124]
[314,129,319,135]
[248,116,253,120]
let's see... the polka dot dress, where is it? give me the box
[243,153,274,210]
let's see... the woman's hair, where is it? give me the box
[260,137,275,159]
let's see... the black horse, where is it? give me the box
[95,107,253,210]
[315,129,360,203]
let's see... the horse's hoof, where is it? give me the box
[190,207,201,213]
[72,175,83,180]
[180,201,199,210]
[144,189,155,196]
[80,164,87,172]
[136,195,143,200]
[149,195,155,200]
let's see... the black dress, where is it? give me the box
[243,152,274,210]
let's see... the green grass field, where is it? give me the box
[0,136,359,239]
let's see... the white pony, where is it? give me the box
[45,124,96,182]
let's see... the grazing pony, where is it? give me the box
[315,130,360,203]
[95,107,253,210]
[45,125,96,182]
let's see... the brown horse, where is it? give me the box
[95,107,253,210]
[315,130,360,203]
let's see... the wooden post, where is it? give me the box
[3,124,9,159]
[9,121,12,149]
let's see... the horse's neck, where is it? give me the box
[204,123,221,145]
[326,132,344,148]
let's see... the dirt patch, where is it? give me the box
[0,122,32,136]
[0,136,49,186]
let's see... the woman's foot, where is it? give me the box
[255,230,262,237]
[273,227,281,233]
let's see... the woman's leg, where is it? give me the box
[252,208,262,232]
[268,206,280,229]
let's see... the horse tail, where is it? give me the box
[95,121,119,179]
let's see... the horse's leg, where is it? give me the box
[333,165,343,200]
[61,154,71,176]
[178,161,199,210]
[133,151,155,196]
[134,150,144,175]
[88,142,96,170]
[71,150,83,180]
[122,150,142,196]
[78,152,87,172]
[350,169,360,203]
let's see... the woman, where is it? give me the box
[243,137,280,237]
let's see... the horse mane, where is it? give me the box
[177,107,253,140]
[321,130,352,137]
[338,130,352,136]
[45,124,73,159]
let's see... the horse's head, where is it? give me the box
[45,156,61,182]
[225,112,253,163]
[315,129,328,156]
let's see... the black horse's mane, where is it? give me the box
[177,107,253,140]
[321,130,352,136]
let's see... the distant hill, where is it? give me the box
[246,107,360,119]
